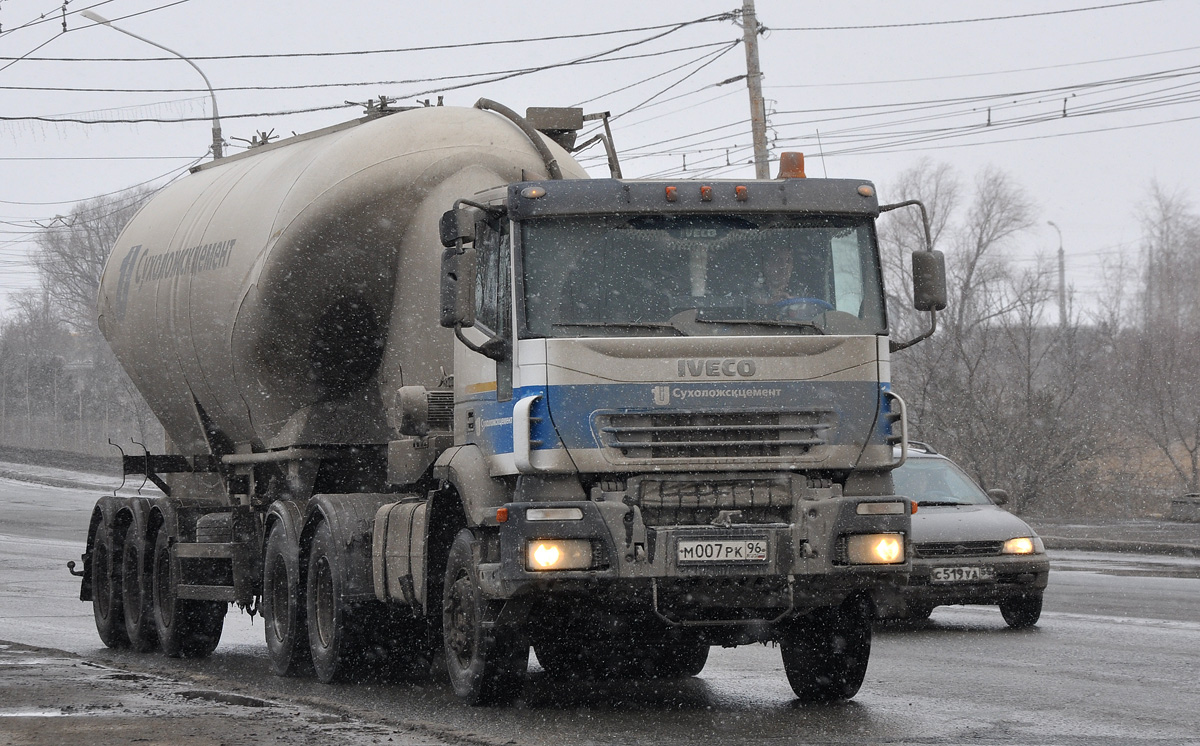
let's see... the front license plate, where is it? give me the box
[931,566,996,583]
[677,538,769,564]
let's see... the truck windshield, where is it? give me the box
[520,214,887,338]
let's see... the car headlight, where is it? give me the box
[845,533,906,564]
[1002,536,1045,555]
[526,539,592,570]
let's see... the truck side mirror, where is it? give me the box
[987,488,1009,506]
[439,208,477,248]
[439,246,477,328]
[912,250,947,312]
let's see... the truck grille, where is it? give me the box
[596,409,833,462]
[633,476,793,527]
[914,541,1003,559]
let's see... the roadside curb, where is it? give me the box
[1042,535,1200,558]
[0,467,118,494]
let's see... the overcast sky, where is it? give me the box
[2,0,1197,317]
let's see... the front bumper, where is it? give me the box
[484,494,911,620]
[873,554,1049,616]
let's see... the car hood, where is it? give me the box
[911,505,1037,543]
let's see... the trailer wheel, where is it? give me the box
[262,524,312,676]
[780,594,872,703]
[90,518,127,648]
[121,522,157,652]
[306,520,370,683]
[999,592,1042,629]
[442,529,528,704]
[151,525,225,657]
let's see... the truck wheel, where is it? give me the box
[999,593,1043,629]
[151,525,225,657]
[442,529,528,704]
[306,520,371,683]
[262,524,312,676]
[781,595,872,703]
[91,518,127,648]
[121,522,157,652]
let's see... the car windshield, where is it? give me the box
[893,456,993,505]
[520,214,887,338]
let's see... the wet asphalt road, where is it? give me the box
[2,475,1199,745]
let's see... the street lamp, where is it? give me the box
[1047,220,1066,326]
[81,10,223,159]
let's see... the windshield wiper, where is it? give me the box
[693,317,827,334]
[553,321,686,336]
[917,500,967,507]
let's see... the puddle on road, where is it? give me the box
[175,690,274,708]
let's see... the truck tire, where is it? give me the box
[442,529,528,704]
[306,520,371,683]
[999,592,1042,629]
[780,595,872,703]
[91,518,127,648]
[121,522,157,652]
[262,524,312,677]
[151,525,225,657]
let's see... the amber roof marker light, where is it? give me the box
[777,152,806,179]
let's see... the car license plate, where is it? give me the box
[677,538,768,564]
[931,566,996,583]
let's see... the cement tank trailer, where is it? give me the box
[73,100,946,704]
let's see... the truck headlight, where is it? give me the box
[845,533,906,564]
[527,539,592,571]
[1002,536,1045,555]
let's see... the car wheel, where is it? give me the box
[999,593,1043,629]
[906,601,935,620]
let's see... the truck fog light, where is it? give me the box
[527,539,592,571]
[846,533,905,564]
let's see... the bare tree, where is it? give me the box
[880,162,1106,514]
[32,187,153,332]
[1117,182,1200,494]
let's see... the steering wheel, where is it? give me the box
[775,296,834,320]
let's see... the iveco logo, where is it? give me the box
[680,228,718,238]
[677,359,757,377]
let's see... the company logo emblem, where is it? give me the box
[652,385,672,406]
[677,359,757,378]
[113,244,142,322]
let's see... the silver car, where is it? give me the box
[874,443,1050,628]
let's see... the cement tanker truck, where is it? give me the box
[73,99,946,704]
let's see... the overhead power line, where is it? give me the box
[769,1,1163,32]
[0,40,735,94]
[2,10,735,61]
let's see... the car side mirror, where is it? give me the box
[987,488,1009,506]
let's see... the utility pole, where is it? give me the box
[1047,221,1066,326]
[741,0,770,179]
